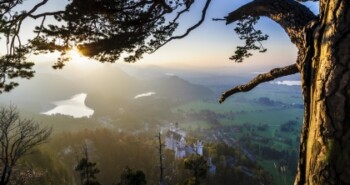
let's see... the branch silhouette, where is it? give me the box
[219,64,299,103]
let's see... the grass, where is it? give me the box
[179,120,211,130]
[173,100,269,114]
[258,160,295,185]
[174,96,303,185]
[175,100,303,131]
[245,86,302,104]
[233,108,303,126]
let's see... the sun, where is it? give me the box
[65,47,103,70]
[68,47,83,61]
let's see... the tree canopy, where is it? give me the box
[0,0,315,99]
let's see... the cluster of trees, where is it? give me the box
[185,109,221,127]
[74,145,147,185]
[0,105,278,185]
[177,109,237,127]
[9,128,272,185]
[182,155,208,185]
[255,97,279,106]
[279,120,298,132]
[256,123,269,131]
[206,143,272,185]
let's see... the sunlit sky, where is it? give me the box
[5,0,319,75]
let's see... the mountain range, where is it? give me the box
[0,65,214,115]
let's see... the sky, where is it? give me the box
[5,0,319,75]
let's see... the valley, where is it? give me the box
[0,65,303,185]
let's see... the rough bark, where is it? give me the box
[225,0,350,184]
[295,1,350,184]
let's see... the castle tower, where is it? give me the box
[175,122,179,131]
[179,136,186,148]
[196,140,203,156]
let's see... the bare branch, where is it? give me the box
[219,64,299,103]
[29,11,65,19]
[0,105,51,184]
[149,0,212,53]
[168,0,211,39]
[25,0,49,16]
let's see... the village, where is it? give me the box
[161,122,263,177]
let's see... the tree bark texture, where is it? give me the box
[225,0,350,184]
[296,1,350,184]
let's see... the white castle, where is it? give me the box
[164,122,203,159]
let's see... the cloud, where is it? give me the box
[271,80,301,86]
[165,73,175,76]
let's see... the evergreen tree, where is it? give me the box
[116,166,146,185]
[75,145,100,185]
[183,155,208,185]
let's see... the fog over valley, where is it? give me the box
[0,64,303,185]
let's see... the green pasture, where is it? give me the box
[233,108,302,126]
[240,85,302,104]
[173,100,270,114]
[174,100,303,127]
[259,160,294,185]
[179,120,211,130]
[175,99,302,185]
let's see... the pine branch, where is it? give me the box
[149,0,212,54]
[168,0,211,40]
[225,0,316,49]
[219,63,299,103]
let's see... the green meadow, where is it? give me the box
[173,84,303,185]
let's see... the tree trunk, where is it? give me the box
[295,1,350,184]
[0,165,9,185]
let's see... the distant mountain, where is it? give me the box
[0,66,213,115]
[144,75,214,101]
[77,66,140,96]
[120,64,249,88]
[82,67,214,116]
[119,64,168,80]
[0,73,81,111]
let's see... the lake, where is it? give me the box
[42,93,94,118]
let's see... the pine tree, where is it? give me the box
[116,166,146,185]
[183,155,208,185]
[75,145,100,185]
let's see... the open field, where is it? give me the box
[173,84,303,185]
